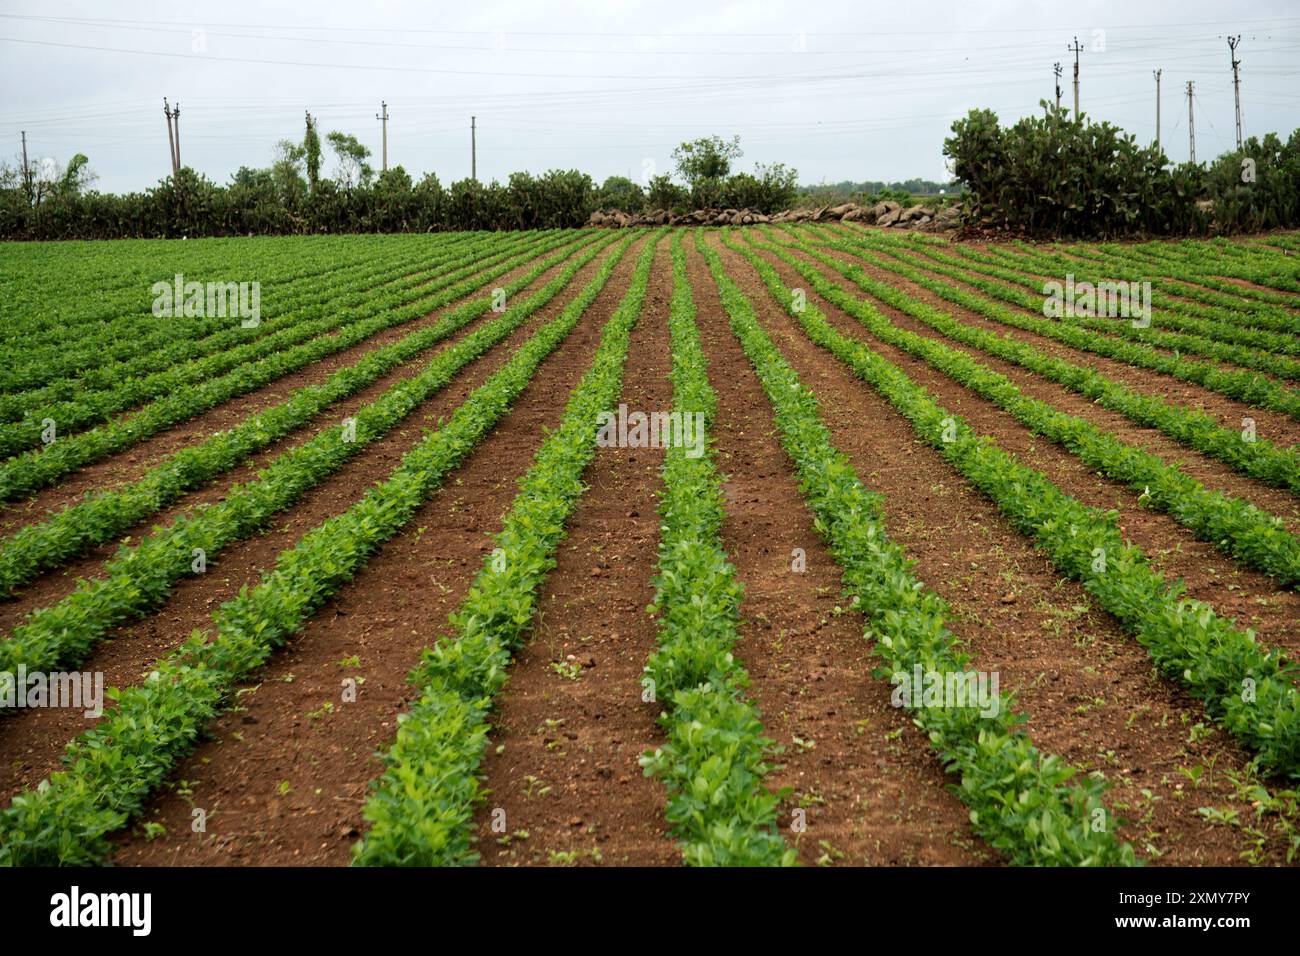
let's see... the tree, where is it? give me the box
[271,139,308,206]
[673,134,742,183]
[645,173,689,211]
[326,131,374,189]
[596,175,646,212]
[303,112,322,192]
[672,134,742,206]
[54,154,96,198]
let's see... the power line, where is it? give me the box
[2,11,1297,38]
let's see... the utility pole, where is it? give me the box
[1053,62,1063,112]
[163,98,180,177]
[376,100,389,172]
[20,130,32,204]
[1153,69,1162,151]
[1187,80,1196,165]
[1068,36,1083,117]
[1228,35,1243,150]
[471,115,477,181]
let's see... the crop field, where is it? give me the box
[1,224,1299,868]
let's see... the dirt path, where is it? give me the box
[0,238,580,539]
[0,240,635,809]
[828,231,1300,449]
[748,239,1300,663]
[0,241,601,630]
[105,238,650,866]
[712,232,1275,866]
[686,238,989,866]
[472,241,679,867]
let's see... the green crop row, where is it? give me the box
[732,228,1300,779]
[754,230,1300,585]
[0,231,590,501]
[1064,242,1300,320]
[638,233,796,867]
[891,240,1300,382]
[0,231,492,412]
[702,231,1135,865]
[0,234,399,349]
[0,232,558,455]
[0,233,642,867]
[991,241,1300,337]
[0,235,620,595]
[0,234,622,677]
[967,239,1300,343]
[794,229,1300,495]
[853,239,1300,421]
[1119,241,1300,294]
[352,234,662,866]
[1,234,431,384]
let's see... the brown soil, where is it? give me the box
[0,237,584,540]
[472,241,678,867]
[685,238,990,865]
[0,240,601,629]
[709,231,1283,866]
[827,229,1300,451]
[894,242,1299,386]
[775,236,1300,533]
[0,239,632,806]
[104,237,649,866]
[746,235,1300,666]
[3,227,1296,868]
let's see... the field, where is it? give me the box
[1,224,1298,868]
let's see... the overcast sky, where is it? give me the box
[1,1,1297,193]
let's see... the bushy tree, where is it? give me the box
[1203,132,1300,232]
[945,104,1207,237]
[673,134,742,207]
[597,175,646,212]
[326,131,374,189]
[645,173,689,212]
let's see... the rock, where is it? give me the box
[812,205,834,222]
[827,202,858,219]
[842,208,863,221]
[876,208,903,227]
[899,204,927,223]
[916,215,932,225]
[588,211,607,226]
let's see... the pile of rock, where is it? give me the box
[587,200,964,231]
[588,207,772,228]
[771,200,963,232]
